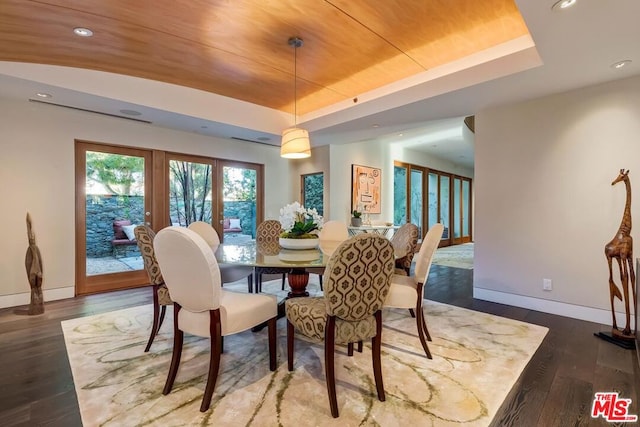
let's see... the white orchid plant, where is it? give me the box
[279,202,323,238]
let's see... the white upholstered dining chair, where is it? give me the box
[187,221,255,292]
[384,223,444,359]
[306,220,350,290]
[154,226,278,412]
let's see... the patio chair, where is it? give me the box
[133,225,173,352]
[286,234,395,417]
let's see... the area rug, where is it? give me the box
[62,284,547,426]
[432,243,474,269]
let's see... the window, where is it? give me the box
[301,172,324,216]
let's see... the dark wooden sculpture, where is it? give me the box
[23,213,44,315]
[603,169,637,343]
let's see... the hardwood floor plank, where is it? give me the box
[537,375,594,427]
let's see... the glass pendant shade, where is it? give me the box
[280,127,311,159]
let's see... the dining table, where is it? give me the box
[214,237,407,331]
[214,239,339,298]
[214,238,408,298]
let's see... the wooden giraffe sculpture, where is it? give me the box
[604,169,637,338]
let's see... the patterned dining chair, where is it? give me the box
[255,220,290,292]
[286,234,395,418]
[390,223,419,275]
[384,223,444,358]
[133,225,172,352]
[154,226,278,412]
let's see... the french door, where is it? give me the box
[75,143,266,296]
[75,141,151,295]
[393,162,425,237]
[452,176,472,244]
[428,171,451,245]
[395,161,472,247]
[218,160,263,242]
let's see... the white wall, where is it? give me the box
[475,74,640,326]
[0,98,292,306]
[329,139,390,224]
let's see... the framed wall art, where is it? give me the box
[351,164,381,214]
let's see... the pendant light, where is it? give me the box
[280,37,311,159]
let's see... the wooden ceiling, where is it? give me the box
[0,0,529,116]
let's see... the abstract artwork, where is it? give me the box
[352,164,381,214]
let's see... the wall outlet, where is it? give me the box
[543,278,552,291]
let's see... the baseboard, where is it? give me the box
[473,287,629,326]
[0,286,75,310]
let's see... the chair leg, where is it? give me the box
[372,310,385,402]
[347,342,354,356]
[415,283,432,359]
[144,287,161,352]
[421,310,432,341]
[247,273,254,293]
[163,304,183,395]
[319,274,323,291]
[281,273,286,290]
[200,309,222,412]
[325,316,339,418]
[408,308,416,318]
[287,320,295,371]
[268,317,277,371]
[357,340,363,353]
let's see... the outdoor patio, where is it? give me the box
[86,233,254,275]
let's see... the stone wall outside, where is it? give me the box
[86,196,256,257]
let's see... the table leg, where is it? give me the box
[287,268,310,298]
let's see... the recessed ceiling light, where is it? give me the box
[35,92,51,98]
[119,109,142,116]
[611,60,632,70]
[551,0,577,11]
[372,124,380,128]
[73,27,93,37]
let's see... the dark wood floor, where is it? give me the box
[0,265,637,426]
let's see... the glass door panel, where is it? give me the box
[440,175,450,241]
[462,179,471,238]
[410,168,423,237]
[301,172,324,216]
[393,165,407,225]
[453,177,461,239]
[76,142,150,295]
[220,162,261,243]
[168,157,213,227]
[428,172,438,230]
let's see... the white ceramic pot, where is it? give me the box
[279,237,319,250]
